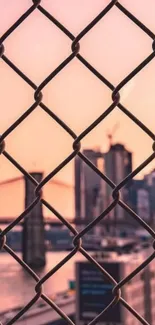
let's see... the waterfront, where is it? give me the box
[0,252,85,313]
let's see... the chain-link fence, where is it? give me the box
[0,1,155,324]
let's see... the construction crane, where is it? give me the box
[107,122,119,147]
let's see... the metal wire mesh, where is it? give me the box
[0,1,155,324]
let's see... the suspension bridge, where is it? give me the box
[0,174,75,226]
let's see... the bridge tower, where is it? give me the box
[22,172,46,268]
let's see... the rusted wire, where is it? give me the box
[0,1,155,324]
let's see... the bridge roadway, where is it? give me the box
[0,218,75,226]
[0,218,139,227]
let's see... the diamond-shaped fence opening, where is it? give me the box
[0,1,155,325]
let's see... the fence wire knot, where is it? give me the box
[0,230,6,250]
[0,138,5,154]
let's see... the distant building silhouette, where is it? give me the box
[74,144,155,235]
[127,169,155,230]
[144,169,155,227]
[74,145,133,235]
[129,179,150,226]
[104,143,132,234]
[74,149,106,234]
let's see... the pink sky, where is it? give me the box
[0,0,155,187]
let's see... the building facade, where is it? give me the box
[128,170,155,229]
[144,169,155,228]
[128,179,150,226]
[74,145,133,235]
[76,242,154,324]
[74,149,106,234]
[104,144,132,233]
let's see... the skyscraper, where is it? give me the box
[104,144,132,233]
[129,179,150,226]
[74,145,132,234]
[74,149,106,232]
[144,169,155,228]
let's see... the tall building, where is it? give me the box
[22,172,46,268]
[104,144,132,184]
[144,169,155,228]
[129,179,150,226]
[76,240,154,324]
[144,169,155,186]
[128,170,155,229]
[104,144,132,233]
[74,149,106,233]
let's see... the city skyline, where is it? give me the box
[1,139,155,184]
[1,141,155,223]
[74,143,155,235]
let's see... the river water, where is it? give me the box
[0,252,85,313]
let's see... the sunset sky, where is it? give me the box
[0,0,155,188]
